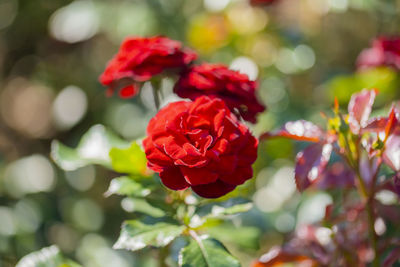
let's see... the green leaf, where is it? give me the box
[122,197,166,217]
[105,176,151,197]
[179,235,240,267]
[206,203,253,218]
[51,125,128,171]
[16,245,82,267]
[190,202,253,229]
[113,220,185,251]
[208,225,260,250]
[109,141,149,176]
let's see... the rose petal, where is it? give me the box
[191,179,236,198]
[179,166,218,185]
[159,167,189,190]
[219,166,253,185]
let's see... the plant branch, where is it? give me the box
[152,84,160,110]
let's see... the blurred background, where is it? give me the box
[1,0,400,266]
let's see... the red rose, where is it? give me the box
[250,0,278,5]
[174,64,265,123]
[143,96,258,198]
[99,36,197,98]
[357,36,400,70]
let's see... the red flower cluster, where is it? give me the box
[143,97,258,198]
[357,36,400,70]
[100,36,263,198]
[175,64,265,123]
[99,36,197,98]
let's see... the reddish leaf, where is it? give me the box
[348,89,377,134]
[362,106,400,137]
[375,202,400,223]
[393,173,400,197]
[261,120,323,142]
[383,134,400,171]
[383,247,400,267]
[362,117,388,133]
[252,247,318,267]
[295,143,332,191]
[317,162,355,189]
[384,107,400,142]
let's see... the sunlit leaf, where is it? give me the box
[16,245,81,267]
[192,203,254,231]
[51,125,128,171]
[179,235,240,267]
[383,134,400,171]
[348,89,377,134]
[261,120,323,142]
[122,197,166,217]
[363,117,388,133]
[206,203,253,218]
[252,247,318,267]
[113,220,185,251]
[104,176,151,197]
[295,143,332,191]
[109,141,149,176]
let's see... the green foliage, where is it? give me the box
[105,176,151,197]
[179,235,241,267]
[51,125,129,171]
[328,67,398,104]
[113,220,185,251]
[109,141,149,176]
[16,246,81,267]
[123,198,166,217]
[207,225,260,250]
[204,203,253,218]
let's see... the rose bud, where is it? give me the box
[174,63,265,123]
[100,36,197,98]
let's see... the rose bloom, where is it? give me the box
[143,96,258,198]
[357,36,400,70]
[174,64,265,123]
[99,36,197,98]
[250,0,278,5]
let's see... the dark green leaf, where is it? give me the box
[114,220,185,251]
[51,125,128,171]
[16,245,82,267]
[105,176,151,197]
[179,235,240,267]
